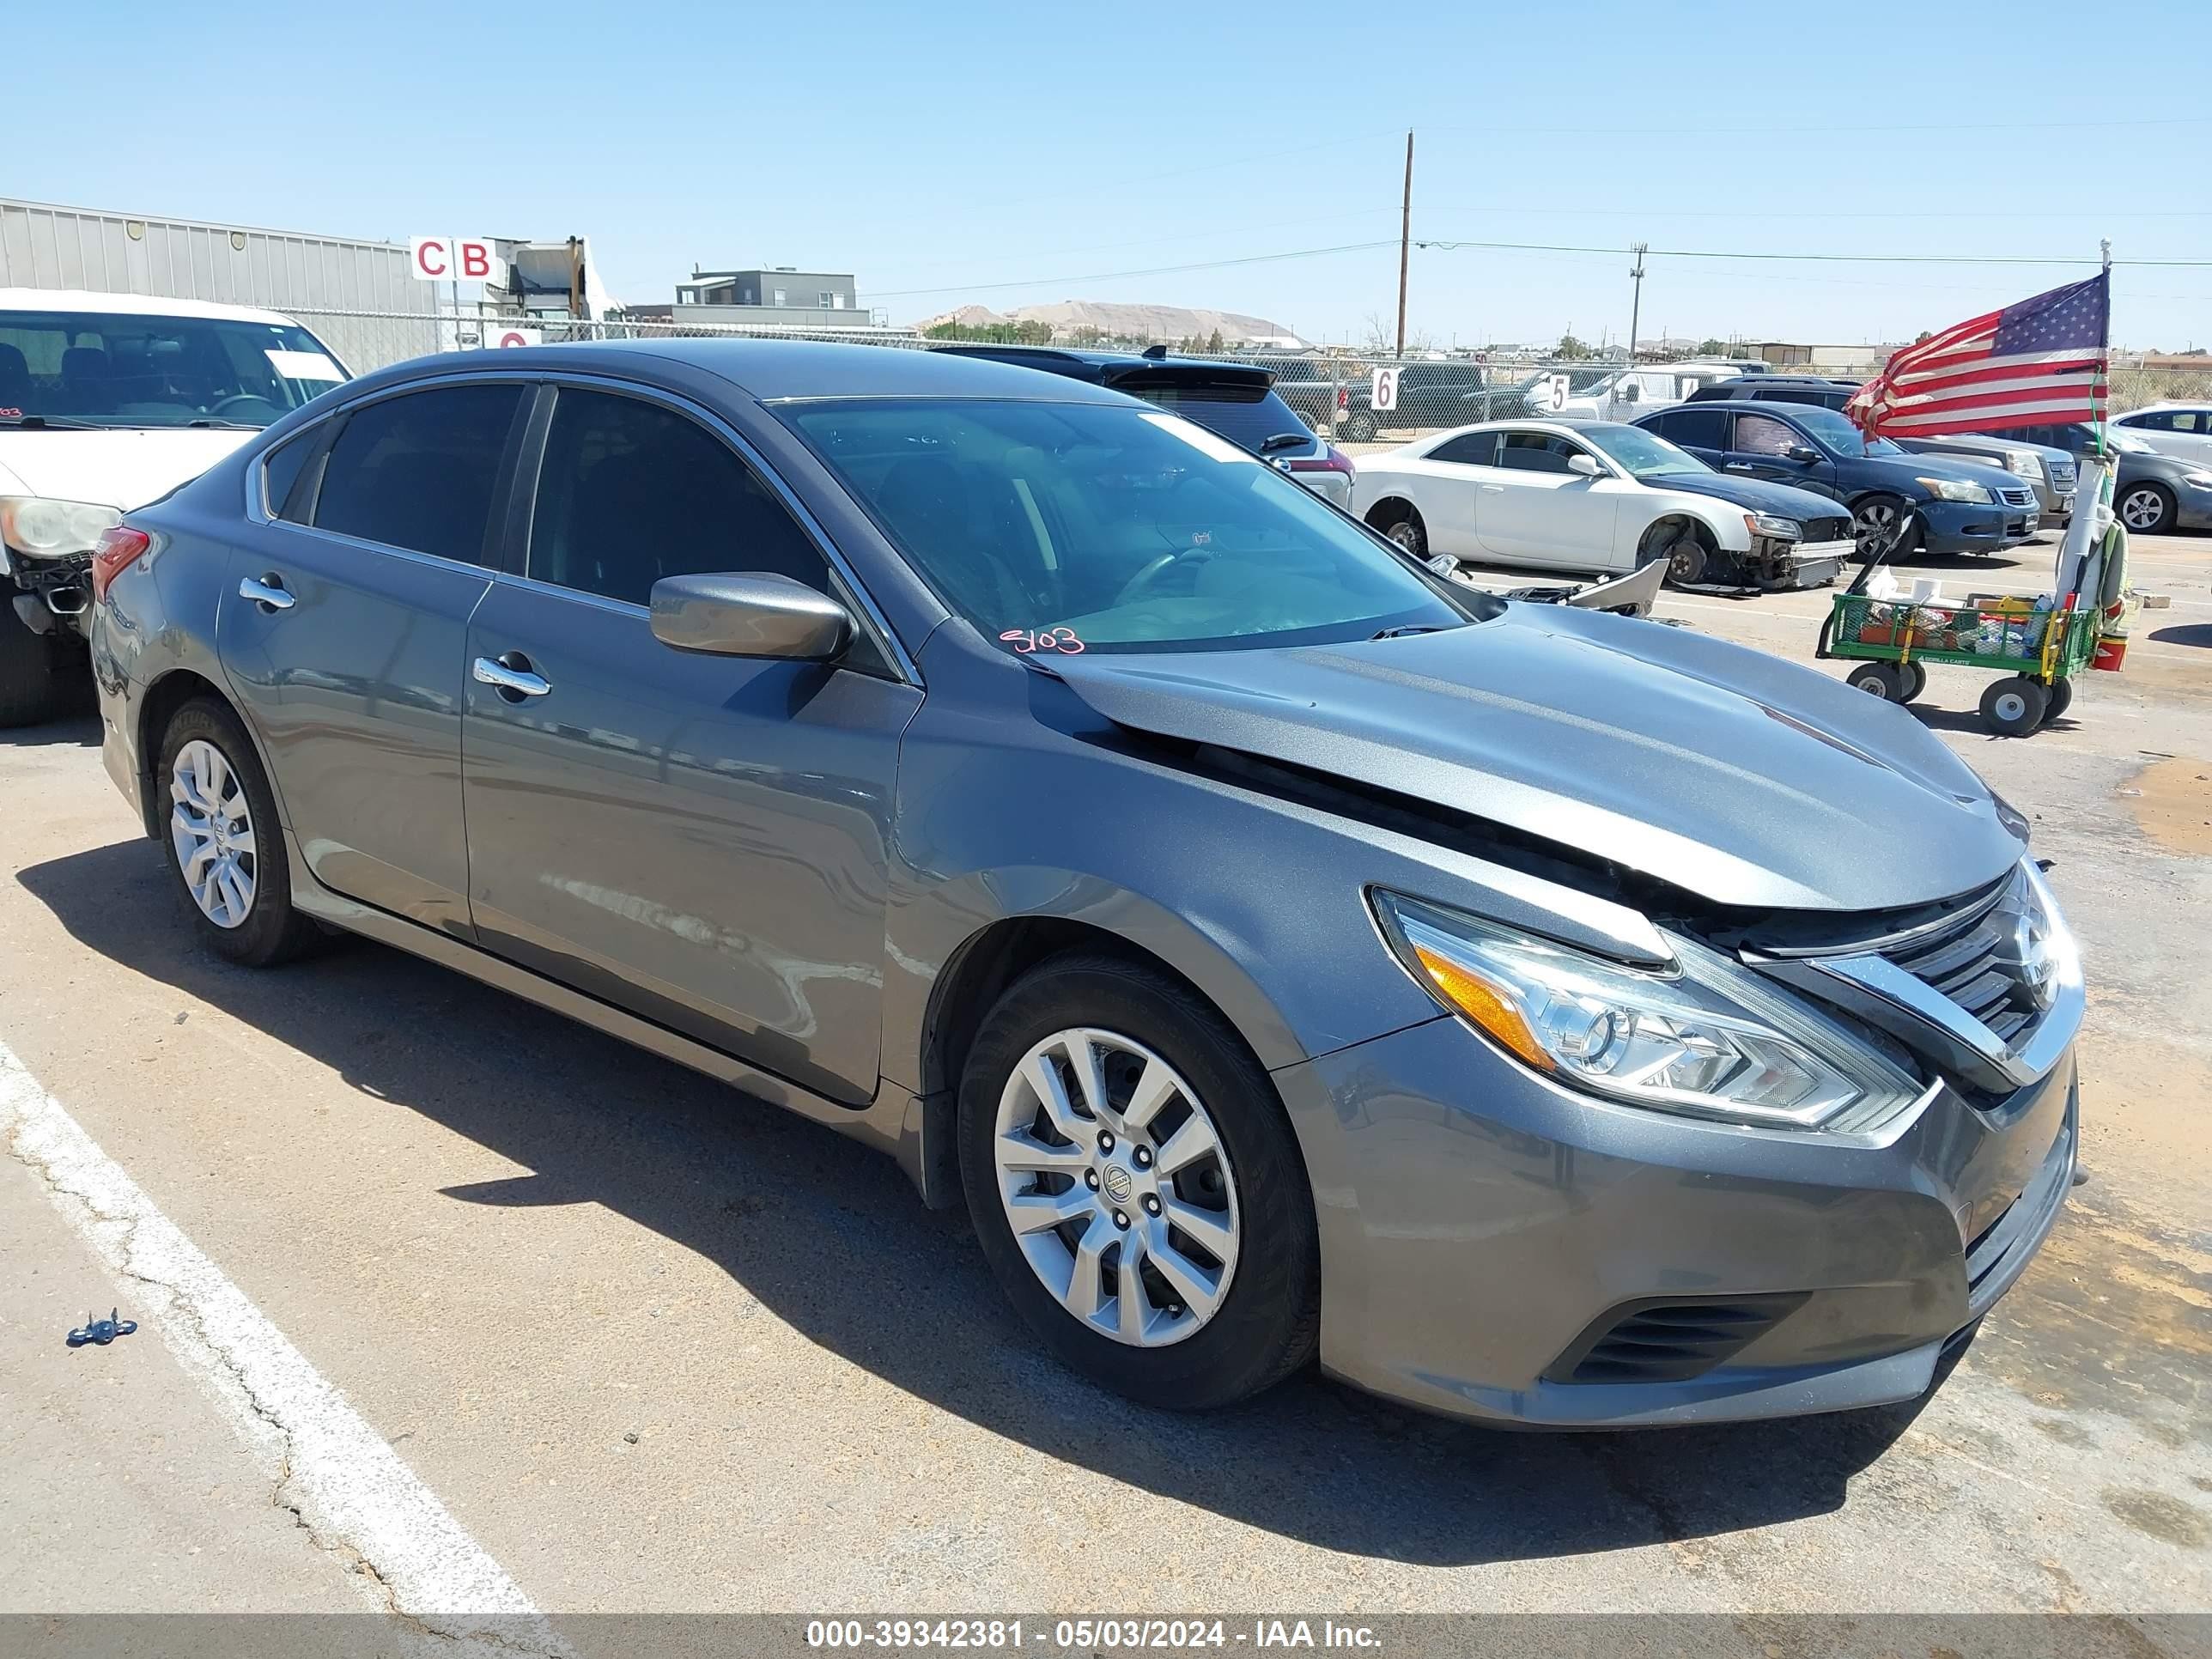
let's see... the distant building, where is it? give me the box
[674,265,878,327]
[1751,341,1889,374]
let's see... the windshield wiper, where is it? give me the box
[185,418,264,429]
[1370,624,1449,640]
[1258,431,1310,453]
[0,415,101,430]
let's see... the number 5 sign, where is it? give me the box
[1370,365,1401,414]
[1540,374,1571,412]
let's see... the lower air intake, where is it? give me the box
[1546,1293,1808,1385]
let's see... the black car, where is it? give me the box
[1686,375,1861,410]
[1979,421,2212,536]
[1637,399,2039,556]
[933,346,1355,507]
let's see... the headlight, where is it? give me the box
[1371,892,1923,1131]
[2004,452,2045,479]
[1744,511,1802,540]
[0,495,123,560]
[2011,860,2081,1017]
[1916,477,1994,505]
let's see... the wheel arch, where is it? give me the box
[1362,494,1424,533]
[135,668,231,837]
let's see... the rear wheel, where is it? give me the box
[1846,662,1907,701]
[1979,676,2048,738]
[156,699,321,966]
[957,953,1319,1411]
[1367,501,1426,559]
[1340,411,1376,444]
[2040,677,2074,724]
[1899,661,1928,702]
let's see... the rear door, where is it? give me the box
[459,380,919,1104]
[216,379,526,935]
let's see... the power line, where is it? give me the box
[1417,238,2212,268]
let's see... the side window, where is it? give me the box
[1498,431,1572,473]
[1656,407,1728,448]
[1428,432,1498,467]
[1733,413,1801,456]
[2118,411,2168,430]
[2173,412,2204,434]
[313,385,523,562]
[262,431,316,521]
[528,387,831,609]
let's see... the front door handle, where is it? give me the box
[473,653,551,699]
[238,574,295,611]
[1724,462,1755,472]
[1480,483,1504,492]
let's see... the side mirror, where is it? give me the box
[1566,453,1603,478]
[648,572,852,660]
[1784,444,1821,464]
[1617,383,1640,404]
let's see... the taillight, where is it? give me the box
[89,526,152,600]
[1286,444,1357,477]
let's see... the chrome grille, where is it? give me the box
[1998,485,2036,508]
[2049,457,2077,488]
[1881,896,2040,1047]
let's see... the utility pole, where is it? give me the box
[1395,131,1413,361]
[1626,242,1648,367]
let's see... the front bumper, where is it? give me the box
[2177,485,2212,531]
[1918,498,2037,554]
[1278,1013,2076,1427]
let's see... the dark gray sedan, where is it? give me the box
[85,341,2081,1426]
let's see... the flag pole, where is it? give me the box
[2054,244,2115,605]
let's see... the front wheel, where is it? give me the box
[1846,662,1907,701]
[957,954,1319,1411]
[2116,482,2175,535]
[1370,503,1426,559]
[2040,677,2075,725]
[156,699,322,966]
[1851,494,1923,559]
[1979,676,2049,738]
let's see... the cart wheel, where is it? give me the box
[1979,676,2048,737]
[1846,662,1906,701]
[1899,661,1928,703]
[2040,678,2074,725]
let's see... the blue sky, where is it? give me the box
[13,0,2209,349]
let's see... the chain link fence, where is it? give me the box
[283,307,2208,448]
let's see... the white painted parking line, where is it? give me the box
[0,1039,561,1655]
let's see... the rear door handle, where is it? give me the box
[238,574,295,611]
[473,653,551,699]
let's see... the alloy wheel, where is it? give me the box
[992,1027,1241,1348]
[169,738,257,928]
[1853,500,1899,551]
[2118,487,2168,532]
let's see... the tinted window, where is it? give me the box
[1497,431,1584,473]
[263,432,315,520]
[2118,411,2171,430]
[1657,407,1730,448]
[1754,386,1847,408]
[529,388,830,608]
[1733,413,1802,456]
[1429,432,1499,466]
[314,386,522,562]
[1127,384,1314,453]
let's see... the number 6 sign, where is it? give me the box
[1370,366,1401,414]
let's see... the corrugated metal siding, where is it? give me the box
[1,199,433,316]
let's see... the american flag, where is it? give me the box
[1845,270,2108,440]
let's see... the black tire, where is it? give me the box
[1899,660,1928,703]
[1340,411,1376,444]
[155,699,321,966]
[2040,677,2074,725]
[2115,482,2175,535]
[957,952,1320,1411]
[1979,676,2048,738]
[1851,493,1923,559]
[0,611,67,728]
[1368,501,1426,558]
[1845,662,1906,701]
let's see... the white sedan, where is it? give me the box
[1350,418,1854,589]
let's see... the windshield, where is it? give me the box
[1784,401,1904,456]
[1581,423,1710,478]
[0,308,348,429]
[788,398,1473,653]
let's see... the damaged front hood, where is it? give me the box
[1051,607,2022,913]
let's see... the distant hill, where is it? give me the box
[913,299,1304,348]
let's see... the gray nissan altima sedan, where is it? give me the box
[84,340,2081,1427]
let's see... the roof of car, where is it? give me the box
[930,343,1275,389]
[363,337,1142,405]
[0,286,309,326]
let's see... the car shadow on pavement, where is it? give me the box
[0,704,100,749]
[20,836,1942,1568]
[2150,623,2212,648]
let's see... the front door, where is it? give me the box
[1719,410,1837,499]
[1476,429,1626,569]
[216,380,526,936]
[459,384,919,1104]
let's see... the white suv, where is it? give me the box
[1,289,349,724]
